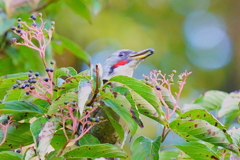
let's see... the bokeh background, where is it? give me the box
[0,0,239,158]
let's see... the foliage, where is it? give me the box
[0,6,239,160]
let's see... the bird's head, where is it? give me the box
[102,48,154,80]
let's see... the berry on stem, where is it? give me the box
[13,84,18,89]
[30,86,35,90]
[30,14,36,20]
[49,68,54,72]
[16,149,21,153]
[43,78,49,82]
[38,13,42,17]
[21,84,26,89]
[35,72,40,77]
[10,38,17,44]
[29,69,33,73]
[25,83,30,87]
[16,80,21,84]
[3,119,8,125]
[51,21,55,25]
[46,68,50,72]
[16,29,22,33]
[50,60,55,65]
[12,26,16,30]
[155,85,161,90]
[17,18,21,22]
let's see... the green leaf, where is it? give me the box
[0,151,22,160]
[228,127,240,147]
[67,67,78,76]
[23,147,36,160]
[32,98,50,109]
[0,122,33,151]
[63,144,127,159]
[36,117,60,159]
[201,90,228,110]
[0,18,15,35]
[52,34,90,66]
[218,91,240,118]
[51,130,70,150]
[0,72,29,100]
[57,75,90,95]
[48,92,78,115]
[78,79,92,116]
[159,150,180,160]
[64,0,92,23]
[53,67,73,85]
[108,76,164,123]
[0,101,44,121]
[78,134,100,146]
[101,88,138,136]
[100,106,125,142]
[30,117,48,145]
[2,88,25,102]
[172,142,219,160]
[170,109,239,153]
[113,86,144,128]
[130,136,161,160]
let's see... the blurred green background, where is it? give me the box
[0,0,239,158]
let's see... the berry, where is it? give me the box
[30,14,36,20]
[21,84,26,89]
[85,107,92,111]
[145,77,149,81]
[45,68,50,72]
[88,117,93,122]
[49,68,54,72]
[10,38,17,44]
[16,149,21,153]
[28,74,32,77]
[178,77,183,81]
[17,24,22,28]
[99,116,104,120]
[44,78,49,82]
[16,80,21,84]
[50,26,55,31]
[3,119,8,124]
[30,86,35,90]
[155,85,161,90]
[34,72,40,77]
[30,78,37,83]
[64,101,68,105]
[12,26,16,30]
[38,13,42,17]
[32,23,37,27]
[16,29,22,33]
[51,21,55,25]
[50,60,55,65]
[13,84,18,89]
[17,18,21,22]
[29,69,33,73]
[172,70,177,74]
[25,83,30,87]
[26,92,30,95]
[95,118,100,122]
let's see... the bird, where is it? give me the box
[89,48,154,159]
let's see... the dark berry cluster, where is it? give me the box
[12,69,39,95]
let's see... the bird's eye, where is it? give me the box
[118,52,124,57]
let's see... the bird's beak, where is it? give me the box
[129,48,154,60]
